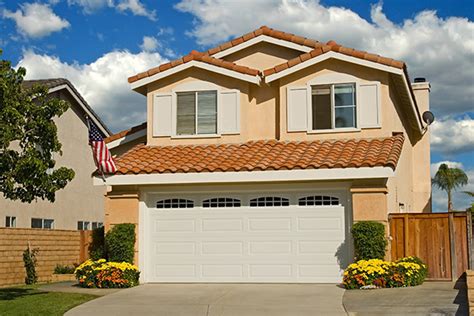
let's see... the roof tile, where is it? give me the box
[112,134,404,175]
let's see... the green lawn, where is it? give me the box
[0,284,98,316]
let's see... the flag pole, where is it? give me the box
[85,115,106,184]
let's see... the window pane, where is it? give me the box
[312,85,331,130]
[84,222,90,230]
[77,221,83,230]
[44,219,54,229]
[334,84,355,107]
[31,218,42,229]
[177,92,196,135]
[11,217,16,228]
[92,222,98,230]
[335,107,356,128]
[197,91,217,134]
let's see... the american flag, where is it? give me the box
[87,117,116,174]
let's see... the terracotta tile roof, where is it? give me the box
[263,40,405,77]
[128,26,406,85]
[113,133,404,175]
[128,50,260,83]
[105,122,147,144]
[205,25,325,55]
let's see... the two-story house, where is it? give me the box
[1,78,110,230]
[101,26,432,284]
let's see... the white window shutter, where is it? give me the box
[153,93,173,136]
[359,82,381,128]
[219,90,240,134]
[287,86,308,132]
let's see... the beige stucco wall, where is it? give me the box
[0,89,105,230]
[222,42,303,71]
[104,188,139,264]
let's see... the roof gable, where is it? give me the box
[23,78,110,136]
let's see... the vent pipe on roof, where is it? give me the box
[414,77,426,83]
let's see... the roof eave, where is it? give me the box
[130,61,261,94]
[94,166,395,186]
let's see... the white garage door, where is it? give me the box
[143,190,348,283]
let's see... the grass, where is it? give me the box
[0,284,98,316]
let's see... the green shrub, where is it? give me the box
[343,257,428,289]
[75,259,140,288]
[105,224,135,263]
[54,264,76,274]
[89,226,106,260]
[352,221,387,260]
[23,246,38,285]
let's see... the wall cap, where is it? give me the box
[350,187,388,194]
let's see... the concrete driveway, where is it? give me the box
[66,283,347,316]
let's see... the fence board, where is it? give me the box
[389,213,470,281]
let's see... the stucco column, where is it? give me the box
[105,190,140,265]
[351,186,391,260]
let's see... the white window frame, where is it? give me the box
[171,81,221,139]
[5,216,16,228]
[306,73,361,134]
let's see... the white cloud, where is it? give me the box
[175,0,474,117]
[116,0,156,21]
[17,50,167,132]
[431,116,474,156]
[3,2,70,38]
[68,0,156,20]
[431,161,473,212]
[140,36,159,52]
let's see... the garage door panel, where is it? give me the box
[202,242,243,255]
[155,242,196,255]
[155,219,196,232]
[202,219,243,232]
[298,241,343,254]
[249,264,292,278]
[297,217,342,231]
[202,265,243,278]
[248,218,292,232]
[249,241,292,254]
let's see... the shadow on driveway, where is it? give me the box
[343,281,468,315]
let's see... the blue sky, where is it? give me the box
[1,0,473,211]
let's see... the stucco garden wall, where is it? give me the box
[0,228,91,287]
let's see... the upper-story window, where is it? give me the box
[177,91,217,135]
[311,83,356,130]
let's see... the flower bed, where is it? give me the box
[343,256,427,289]
[74,259,140,288]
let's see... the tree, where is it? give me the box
[432,163,468,212]
[0,50,75,203]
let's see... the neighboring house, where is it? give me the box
[102,26,432,283]
[0,78,110,230]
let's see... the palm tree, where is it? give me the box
[432,164,468,212]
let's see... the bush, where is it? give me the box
[343,256,427,289]
[89,226,106,260]
[352,221,387,260]
[106,224,136,263]
[23,246,38,285]
[74,259,140,288]
[54,264,76,274]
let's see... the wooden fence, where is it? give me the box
[389,212,472,281]
[0,228,92,287]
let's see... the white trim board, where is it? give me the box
[130,61,260,91]
[94,166,394,186]
[106,128,147,149]
[211,35,312,59]
[265,51,404,83]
